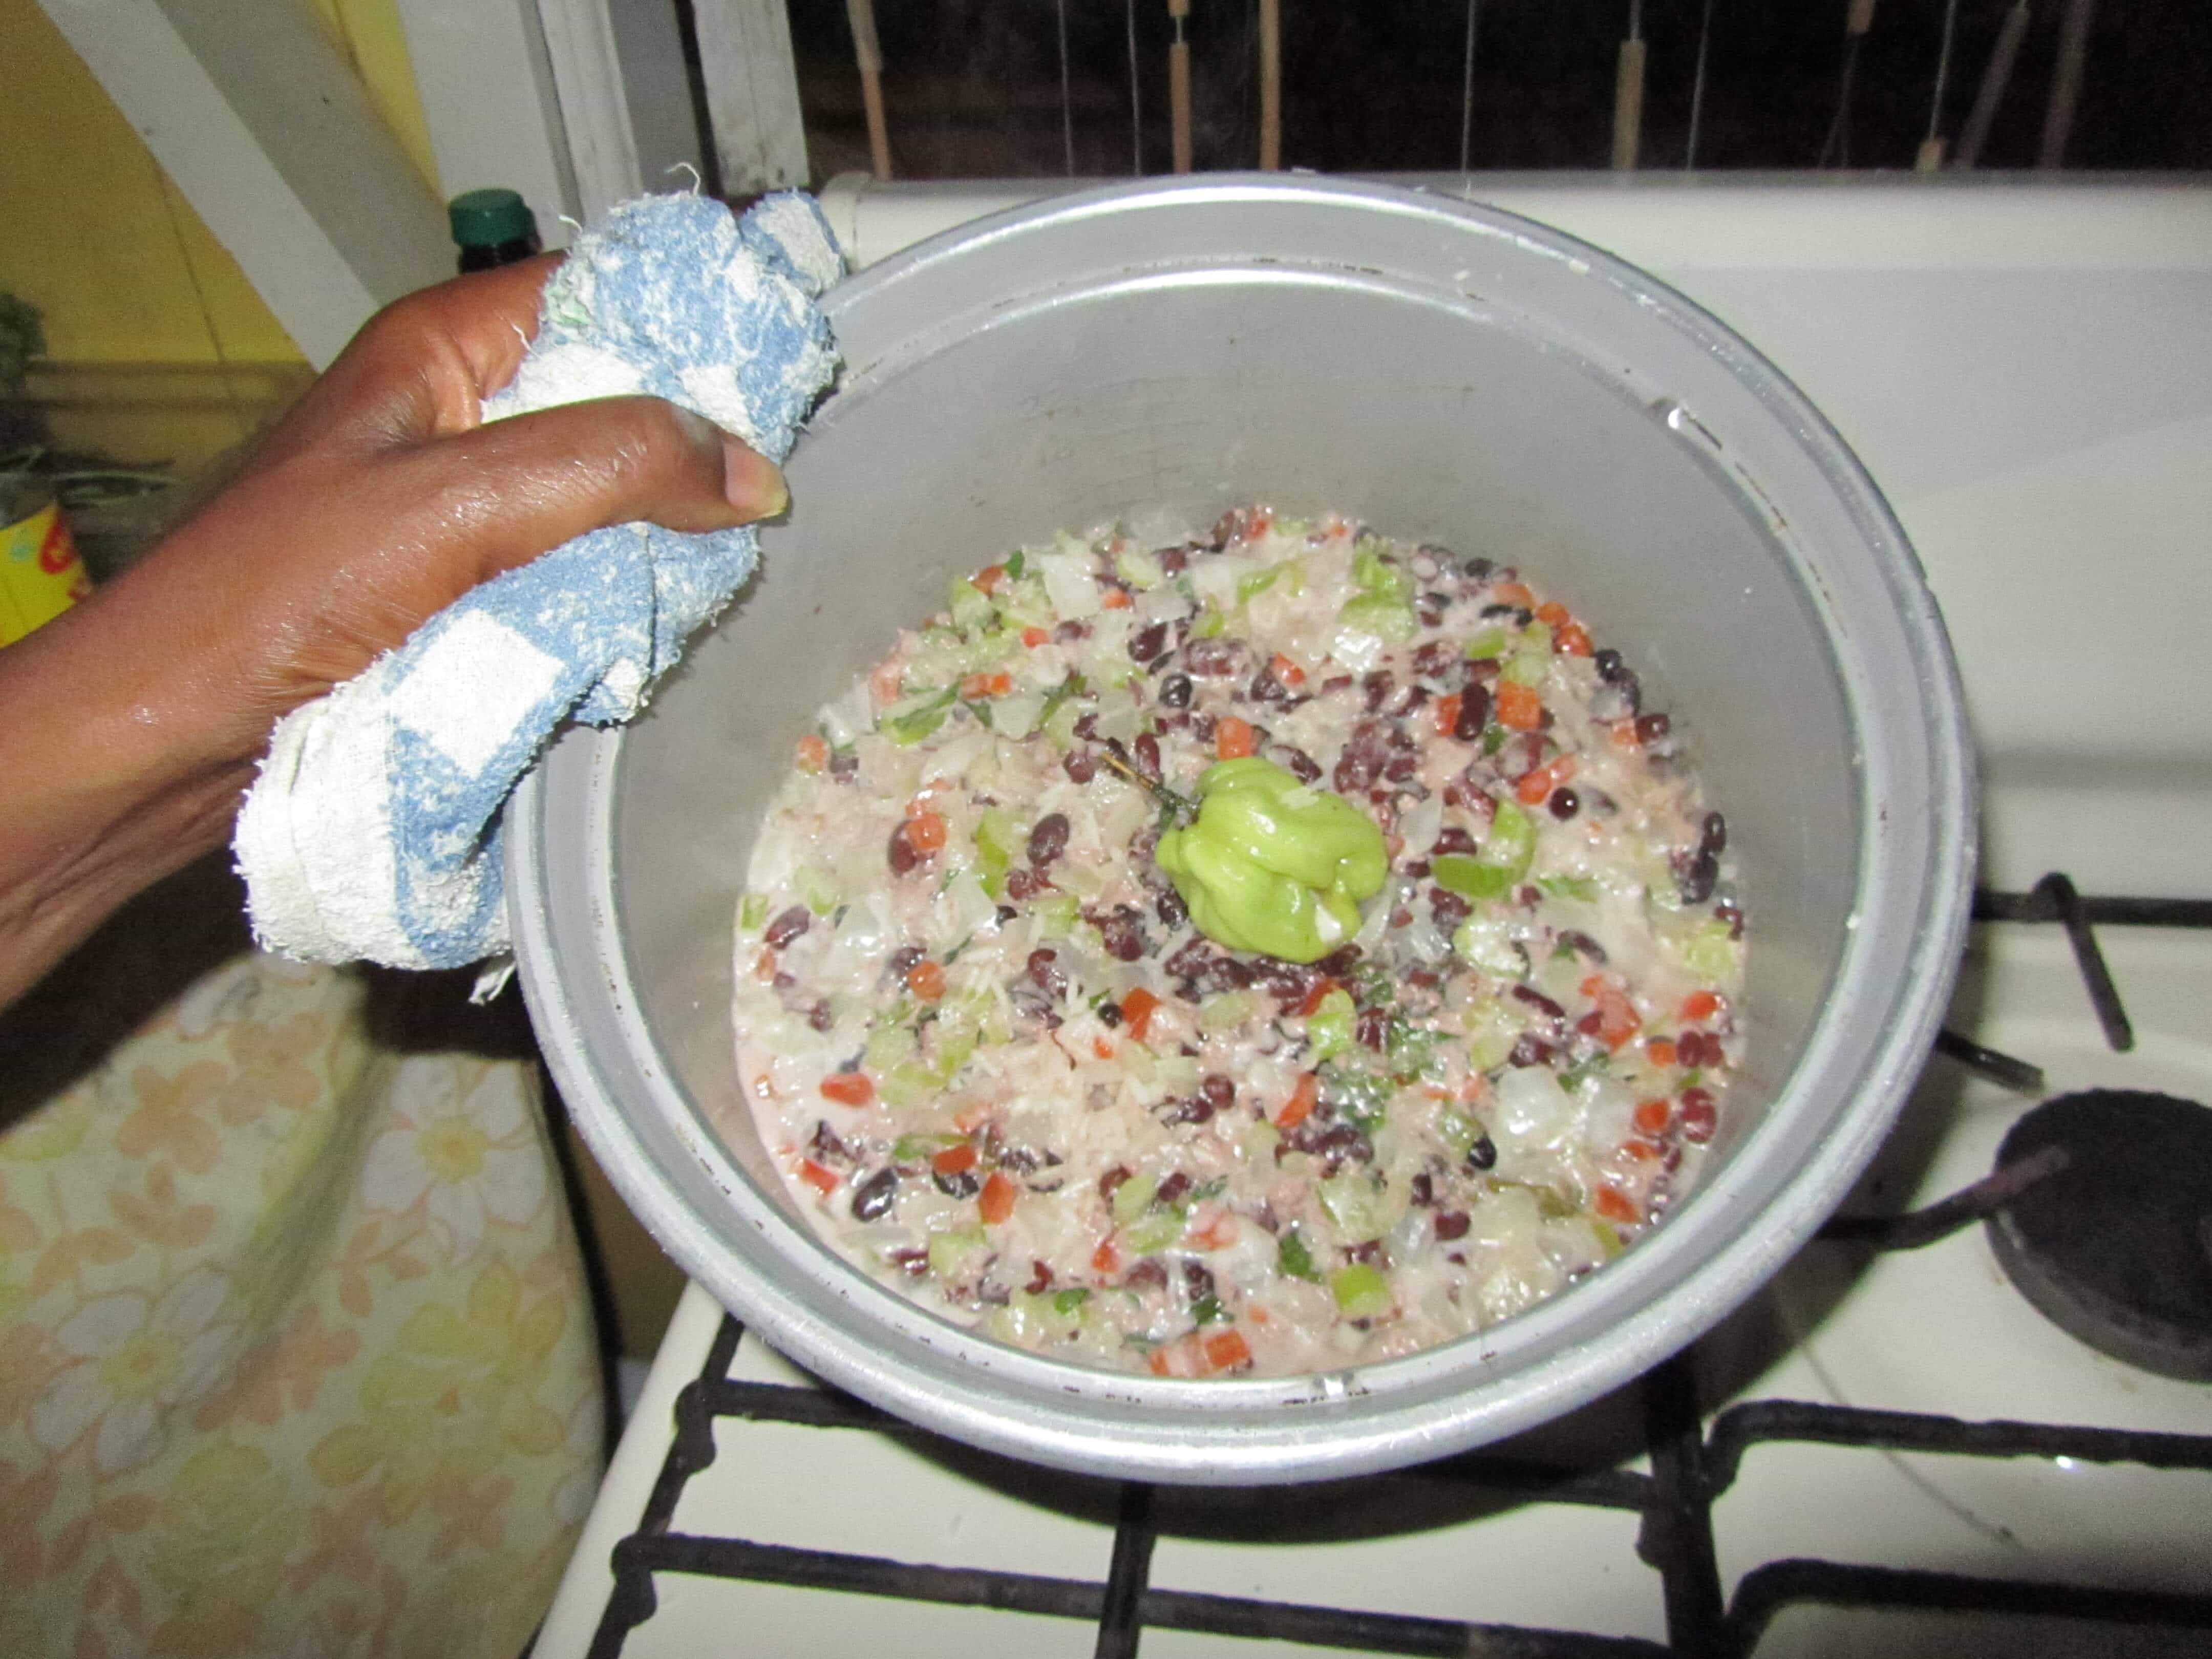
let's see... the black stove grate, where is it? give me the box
[580,881,2212,1659]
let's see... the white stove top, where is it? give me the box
[532,176,2212,1659]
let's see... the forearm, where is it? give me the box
[0,561,257,1009]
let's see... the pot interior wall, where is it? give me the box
[614,268,1855,1219]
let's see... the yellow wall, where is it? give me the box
[2,0,441,464]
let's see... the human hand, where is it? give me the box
[0,256,788,1006]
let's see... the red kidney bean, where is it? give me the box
[1055,619,1091,643]
[887,826,921,876]
[1133,733,1162,780]
[764,905,812,948]
[1508,1034,1555,1068]
[1156,1171,1193,1206]
[1099,1165,1132,1201]
[1454,684,1490,741]
[1362,670,1395,712]
[1410,1172,1435,1206]
[1434,1210,1472,1241]
[1512,984,1567,1020]
[1064,749,1097,783]
[1027,812,1070,866]
[1159,672,1193,709]
[1679,1088,1718,1143]
[1183,636,1244,676]
[1131,621,1168,664]
[1097,906,1146,962]
[1464,1132,1498,1170]
[1548,787,1579,820]
[807,999,834,1032]
[1201,1074,1235,1112]
[1005,866,1045,901]
[1027,948,1068,999]
[850,1167,899,1222]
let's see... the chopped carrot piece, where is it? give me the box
[1589,983,1641,1051]
[1516,754,1576,805]
[959,670,1014,699]
[952,1101,992,1133]
[752,948,778,983]
[1606,717,1641,750]
[1092,1036,1115,1060]
[1295,977,1339,1017]
[1680,989,1721,1023]
[906,811,948,853]
[1147,1333,1209,1378]
[795,733,829,773]
[906,959,947,1001]
[932,1142,979,1176]
[1269,652,1306,688]
[979,1171,1017,1225]
[1021,626,1049,648]
[1495,681,1543,731]
[1119,986,1161,1041]
[1645,1037,1678,1069]
[870,660,905,704]
[1247,1306,1271,1325]
[1593,1185,1641,1225]
[1101,587,1133,609]
[819,1071,874,1107]
[1535,600,1572,628]
[1492,580,1535,607]
[1216,715,1258,759]
[1621,1138,1663,1164]
[1202,1329,1253,1371]
[973,563,1007,595]
[1186,1211,1238,1250]
[1555,622,1593,657]
[798,1158,840,1197]
[1275,1072,1320,1130]
[1633,1097,1674,1137]
[1433,692,1462,737]
[1092,1238,1122,1276]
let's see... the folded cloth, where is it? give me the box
[233,191,842,969]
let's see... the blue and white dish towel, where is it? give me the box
[235,191,842,970]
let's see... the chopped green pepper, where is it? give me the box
[1153,758,1389,963]
[1277,1228,1322,1282]
[1305,988,1356,1063]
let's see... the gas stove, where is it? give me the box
[530,175,2212,1659]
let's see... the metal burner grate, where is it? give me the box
[580,881,2212,1658]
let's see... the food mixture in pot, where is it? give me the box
[730,509,1743,1378]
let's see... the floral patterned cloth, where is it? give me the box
[0,861,601,1658]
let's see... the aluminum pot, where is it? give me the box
[508,176,1973,1484]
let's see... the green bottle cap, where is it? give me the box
[447,188,537,249]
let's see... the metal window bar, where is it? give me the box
[583,881,2212,1658]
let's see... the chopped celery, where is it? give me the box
[863,1025,918,1075]
[1191,603,1228,639]
[738,892,768,932]
[1004,549,1026,580]
[879,1062,940,1109]
[1052,1287,1090,1315]
[1199,989,1263,1031]
[1116,546,1164,590]
[1030,892,1081,937]
[1242,1118,1281,1164]
[927,1227,986,1280]
[972,808,1019,884]
[1432,854,1515,901]
[1502,649,1550,687]
[1336,593,1418,644]
[1678,917,1743,981]
[1111,1173,1158,1227]
[892,1130,965,1162]
[1537,874,1600,902]
[1123,1210,1185,1255]
[1305,988,1356,1064]
[1437,1109,1482,1161]
[1317,1173,1387,1242]
[1329,1262,1393,1317]
[1349,540,1413,603]
[1484,800,1538,876]
[1462,627,1509,661]
[948,574,995,632]
[1191,1293,1226,1324]
[1277,1227,1322,1282]
[1236,561,1287,604]
[796,864,840,916]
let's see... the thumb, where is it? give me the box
[407,395,789,586]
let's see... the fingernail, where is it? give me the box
[722,436,789,519]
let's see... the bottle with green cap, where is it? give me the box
[448,188,542,273]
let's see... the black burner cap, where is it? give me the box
[1987,1090,2212,1382]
